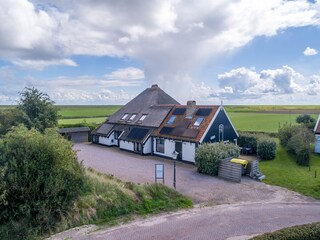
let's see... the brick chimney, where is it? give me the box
[186,100,196,119]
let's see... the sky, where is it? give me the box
[1,0,320,105]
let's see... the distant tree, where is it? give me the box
[296,114,315,128]
[17,87,58,132]
[0,108,28,135]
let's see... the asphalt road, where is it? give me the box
[51,202,320,240]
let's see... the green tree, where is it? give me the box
[0,108,28,135]
[18,87,58,132]
[0,126,84,238]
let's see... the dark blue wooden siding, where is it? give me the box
[202,108,238,143]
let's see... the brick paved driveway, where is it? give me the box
[74,143,313,205]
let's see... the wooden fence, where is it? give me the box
[218,158,242,183]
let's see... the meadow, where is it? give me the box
[53,105,319,132]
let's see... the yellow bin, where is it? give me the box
[230,158,249,168]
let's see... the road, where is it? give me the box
[51,201,320,240]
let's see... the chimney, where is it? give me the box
[151,84,159,89]
[186,100,196,119]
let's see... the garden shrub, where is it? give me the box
[281,125,312,166]
[195,142,240,176]
[238,132,259,153]
[0,126,84,238]
[278,123,299,147]
[251,222,320,240]
[257,138,277,160]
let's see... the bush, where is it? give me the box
[283,126,312,166]
[195,142,240,176]
[278,123,299,147]
[257,138,277,160]
[238,132,259,153]
[0,126,84,238]
[251,222,320,240]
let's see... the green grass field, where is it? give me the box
[259,143,320,200]
[57,105,121,118]
[1,105,320,132]
[228,112,318,132]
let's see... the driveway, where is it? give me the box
[74,143,313,205]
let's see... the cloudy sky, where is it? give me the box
[1,0,320,105]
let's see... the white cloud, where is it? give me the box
[105,67,145,80]
[12,59,78,70]
[303,47,318,56]
[197,66,308,100]
[1,0,320,101]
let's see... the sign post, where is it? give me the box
[155,164,164,184]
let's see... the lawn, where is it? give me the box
[57,105,121,118]
[58,117,107,125]
[228,112,318,133]
[259,142,320,200]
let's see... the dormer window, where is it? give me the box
[167,115,176,125]
[194,117,204,126]
[129,114,137,121]
[139,114,147,121]
[121,113,129,120]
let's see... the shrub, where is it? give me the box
[0,126,84,237]
[285,127,312,166]
[257,138,277,160]
[251,222,320,240]
[238,132,259,153]
[278,123,299,147]
[195,142,240,176]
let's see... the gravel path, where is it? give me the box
[74,143,313,205]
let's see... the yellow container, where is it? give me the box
[230,158,248,168]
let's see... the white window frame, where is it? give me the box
[139,114,147,121]
[121,113,129,120]
[129,114,137,121]
[219,124,224,142]
[194,117,204,127]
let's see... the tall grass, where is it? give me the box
[49,168,193,236]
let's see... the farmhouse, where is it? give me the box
[314,114,320,153]
[92,84,238,163]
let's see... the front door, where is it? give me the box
[175,141,182,161]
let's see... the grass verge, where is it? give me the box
[259,142,320,200]
[250,222,320,240]
[50,168,193,237]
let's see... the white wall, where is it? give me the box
[119,140,134,151]
[315,134,320,153]
[98,132,118,146]
[182,142,196,163]
[143,137,152,154]
[153,138,175,158]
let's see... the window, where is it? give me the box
[114,131,121,140]
[121,113,129,120]
[139,114,147,121]
[156,139,165,153]
[129,114,137,121]
[167,115,176,125]
[194,117,204,126]
[134,142,141,152]
[219,124,224,141]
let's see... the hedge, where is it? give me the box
[195,142,240,176]
[251,222,320,240]
[257,138,277,160]
[238,132,277,160]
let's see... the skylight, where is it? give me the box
[129,114,137,121]
[194,117,204,126]
[139,114,147,121]
[167,115,176,125]
[121,113,129,120]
